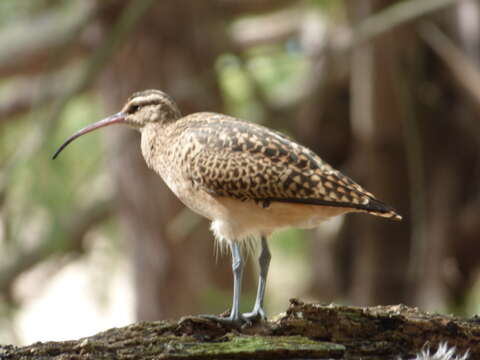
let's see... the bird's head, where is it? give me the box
[121,89,181,129]
[52,89,181,159]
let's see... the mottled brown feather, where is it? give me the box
[170,113,401,220]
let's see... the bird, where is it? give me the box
[53,89,402,325]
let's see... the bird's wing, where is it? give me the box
[178,113,400,219]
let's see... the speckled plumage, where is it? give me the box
[129,90,402,243]
[162,114,395,211]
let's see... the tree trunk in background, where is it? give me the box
[400,1,480,311]
[340,0,480,310]
[446,0,480,311]
[295,35,353,301]
[95,1,233,320]
[347,0,411,306]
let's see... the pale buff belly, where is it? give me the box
[155,163,352,243]
[177,190,353,243]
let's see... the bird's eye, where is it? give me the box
[128,105,140,114]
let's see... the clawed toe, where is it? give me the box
[242,307,267,322]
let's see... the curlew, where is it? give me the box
[53,89,401,325]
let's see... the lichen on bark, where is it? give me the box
[1,299,478,359]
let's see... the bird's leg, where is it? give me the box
[228,241,244,321]
[201,241,246,325]
[243,236,271,321]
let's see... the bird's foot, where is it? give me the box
[242,306,267,322]
[199,313,251,327]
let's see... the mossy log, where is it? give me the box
[1,299,478,359]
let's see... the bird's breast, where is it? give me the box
[140,127,218,220]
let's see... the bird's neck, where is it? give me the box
[140,123,172,171]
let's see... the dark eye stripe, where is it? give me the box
[127,104,140,114]
[127,99,162,113]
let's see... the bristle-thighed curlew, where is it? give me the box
[53,89,402,325]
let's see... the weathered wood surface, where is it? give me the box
[1,299,478,359]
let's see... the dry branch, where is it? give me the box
[354,0,458,45]
[229,6,302,50]
[1,299,478,359]
[0,2,93,78]
[419,22,480,122]
[0,65,85,124]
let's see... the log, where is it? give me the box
[1,299,477,359]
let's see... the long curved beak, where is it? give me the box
[52,112,126,160]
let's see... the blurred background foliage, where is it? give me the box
[1,0,479,346]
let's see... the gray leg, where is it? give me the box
[228,241,244,321]
[243,236,271,320]
[200,241,246,325]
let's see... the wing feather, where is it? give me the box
[176,113,399,219]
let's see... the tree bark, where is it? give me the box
[1,300,477,359]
